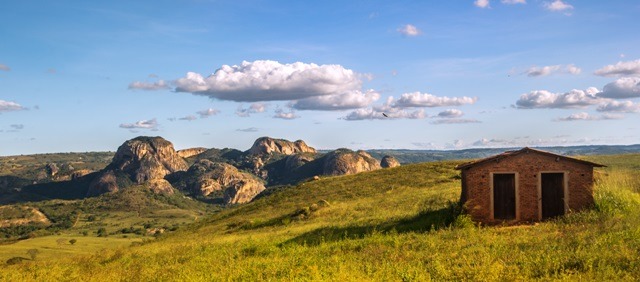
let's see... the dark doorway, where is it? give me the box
[493,173,516,220]
[541,173,565,219]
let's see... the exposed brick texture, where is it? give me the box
[458,148,600,224]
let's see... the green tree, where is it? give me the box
[97,228,107,237]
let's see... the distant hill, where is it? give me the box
[364,144,640,164]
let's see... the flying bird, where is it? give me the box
[382,113,388,118]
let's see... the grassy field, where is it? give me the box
[0,155,639,280]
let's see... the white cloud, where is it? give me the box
[431,119,480,124]
[397,24,421,36]
[273,108,299,120]
[236,103,267,117]
[197,108,220,118]
[544,0,573,12]
[174,60,362,102]
[179,115,197,121]
[474,0,490,8]
[0,64,9,71]
[394,92,477,108]
[515,88,601,109]
[596,100,640,113]
[555,112,623,121]
[594,60,640,77]
[0,100,25,112]
[119,118,159,129]
[290,90,380,110]
[437,109,464,118]
[128,80,171,91]
[524,64,581,77]
[501,0,526,4]
[236,127,259,132]
[343,108,425,120]
[598,77,640,99]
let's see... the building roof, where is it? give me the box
[455,147,606,170]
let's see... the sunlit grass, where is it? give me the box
[1,156,639,280]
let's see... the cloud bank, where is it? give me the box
[174,60,363,102]
[128,80,171,91]
[594,59,640,77]
[119,118,159,130]
[0,100,25,112]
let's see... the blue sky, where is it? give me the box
[1,0,639,155]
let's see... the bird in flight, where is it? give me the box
[382,113,388,118]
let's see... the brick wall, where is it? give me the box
[460,151,595,224]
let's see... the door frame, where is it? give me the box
[490,172,519,221]
[537,171,569,220]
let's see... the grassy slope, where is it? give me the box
[1,156,639,280]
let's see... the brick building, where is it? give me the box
[455,148,605,224]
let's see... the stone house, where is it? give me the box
[455,147,605,224]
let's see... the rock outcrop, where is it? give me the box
[184,160,265,204]
[177,147,207,159]
[88,170,119,196]
[88,136,187,196]
[322,149,381,176]
[284,153,316,172]
[380,155,401,168]
[147,179,175,195]
[248,137,316,155]
[109,136,188,183]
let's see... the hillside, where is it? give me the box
[1,154,639,280]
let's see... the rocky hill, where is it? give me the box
[380,155,400,168]
[247,137,316,155]
[88,137,187,196]
[173,160,265,204]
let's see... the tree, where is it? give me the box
[97,228,107,237]
[69,239,77,245]
[26,249,39,260]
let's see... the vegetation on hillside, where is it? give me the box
[0,154,638,280]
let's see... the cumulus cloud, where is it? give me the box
[342,97,426,120]
[524,64,581,77]
[437,109,464,118]
[179,115,197,121]
[596,100,640,113]
[594,60,640,77]
[0,64,9,71]
[343,108,425,121]
[431,119,480,124]
[197,108,220,118]
[128,80,171,91]
[394,92,477,108]
[235,103,267,117]
[555,112,623,122]
[474,0,490,8]
[397,24,421,36]
[174,60,362,102]
[236,127,259,132]
[119,118,159,130]
[515,88,601,109]
[273,108,299,120]
[598,77,640,99]
[502,0,526,4]
[0,100,25,112]
[290,90,380,111]
[544,0,573,12]
[10,124,24,130]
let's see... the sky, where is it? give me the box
[1,0,639,155]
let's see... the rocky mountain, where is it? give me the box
[321,149,381,176]
[177,147,207,159]
[88,137,187,196]
[248,137,316,155]
[380,155,400,168]
[175,160,265,204]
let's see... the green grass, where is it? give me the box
[1,155,639,280]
